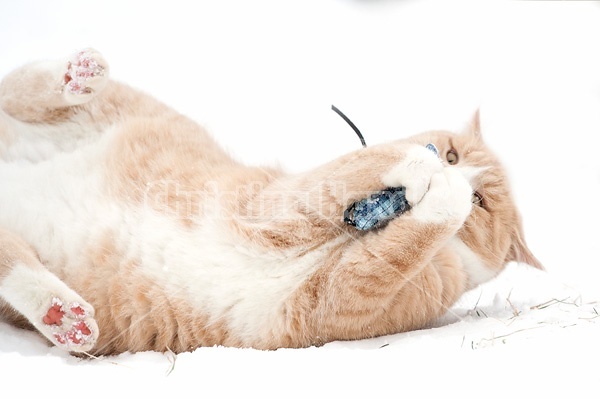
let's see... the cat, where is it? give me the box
[0,49,542,355]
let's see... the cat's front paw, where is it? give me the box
[62,48,109,104]
[410,167,473,225]
[381,145,443,206]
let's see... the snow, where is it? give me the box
[1,0,599,396]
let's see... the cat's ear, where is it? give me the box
[464,109,483,141]
[507,227,544,270]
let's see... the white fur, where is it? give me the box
[0,129,113,268]
[381,145,443,205]
[449,236,497,287]
[0,262,70,326]
[409,168,473,225]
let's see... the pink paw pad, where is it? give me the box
[63,50,105,95]
[53,321,93,346]
[42,300,65,326]
[43,297,94,348]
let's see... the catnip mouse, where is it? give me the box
[0,49,542,355]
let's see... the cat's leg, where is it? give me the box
[293,143,444,223]
[283,165,473,346]
[0,49,109,123]
[246,142,446,246]
[0,229,98,352]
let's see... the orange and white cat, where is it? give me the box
[0,49,542,355]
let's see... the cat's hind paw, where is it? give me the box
[62,49,109,104]
[41,296,98,353]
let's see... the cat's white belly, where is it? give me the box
[124,211,337,340]
[0,129,333,340]
[0,132,112,272]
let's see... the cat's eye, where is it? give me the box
[471,192,483,207]
[446,149,459,165]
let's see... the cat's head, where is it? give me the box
[408,111,543,287]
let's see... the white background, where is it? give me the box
[1,1,599,396]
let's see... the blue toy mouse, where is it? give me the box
[344,143,439,230]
